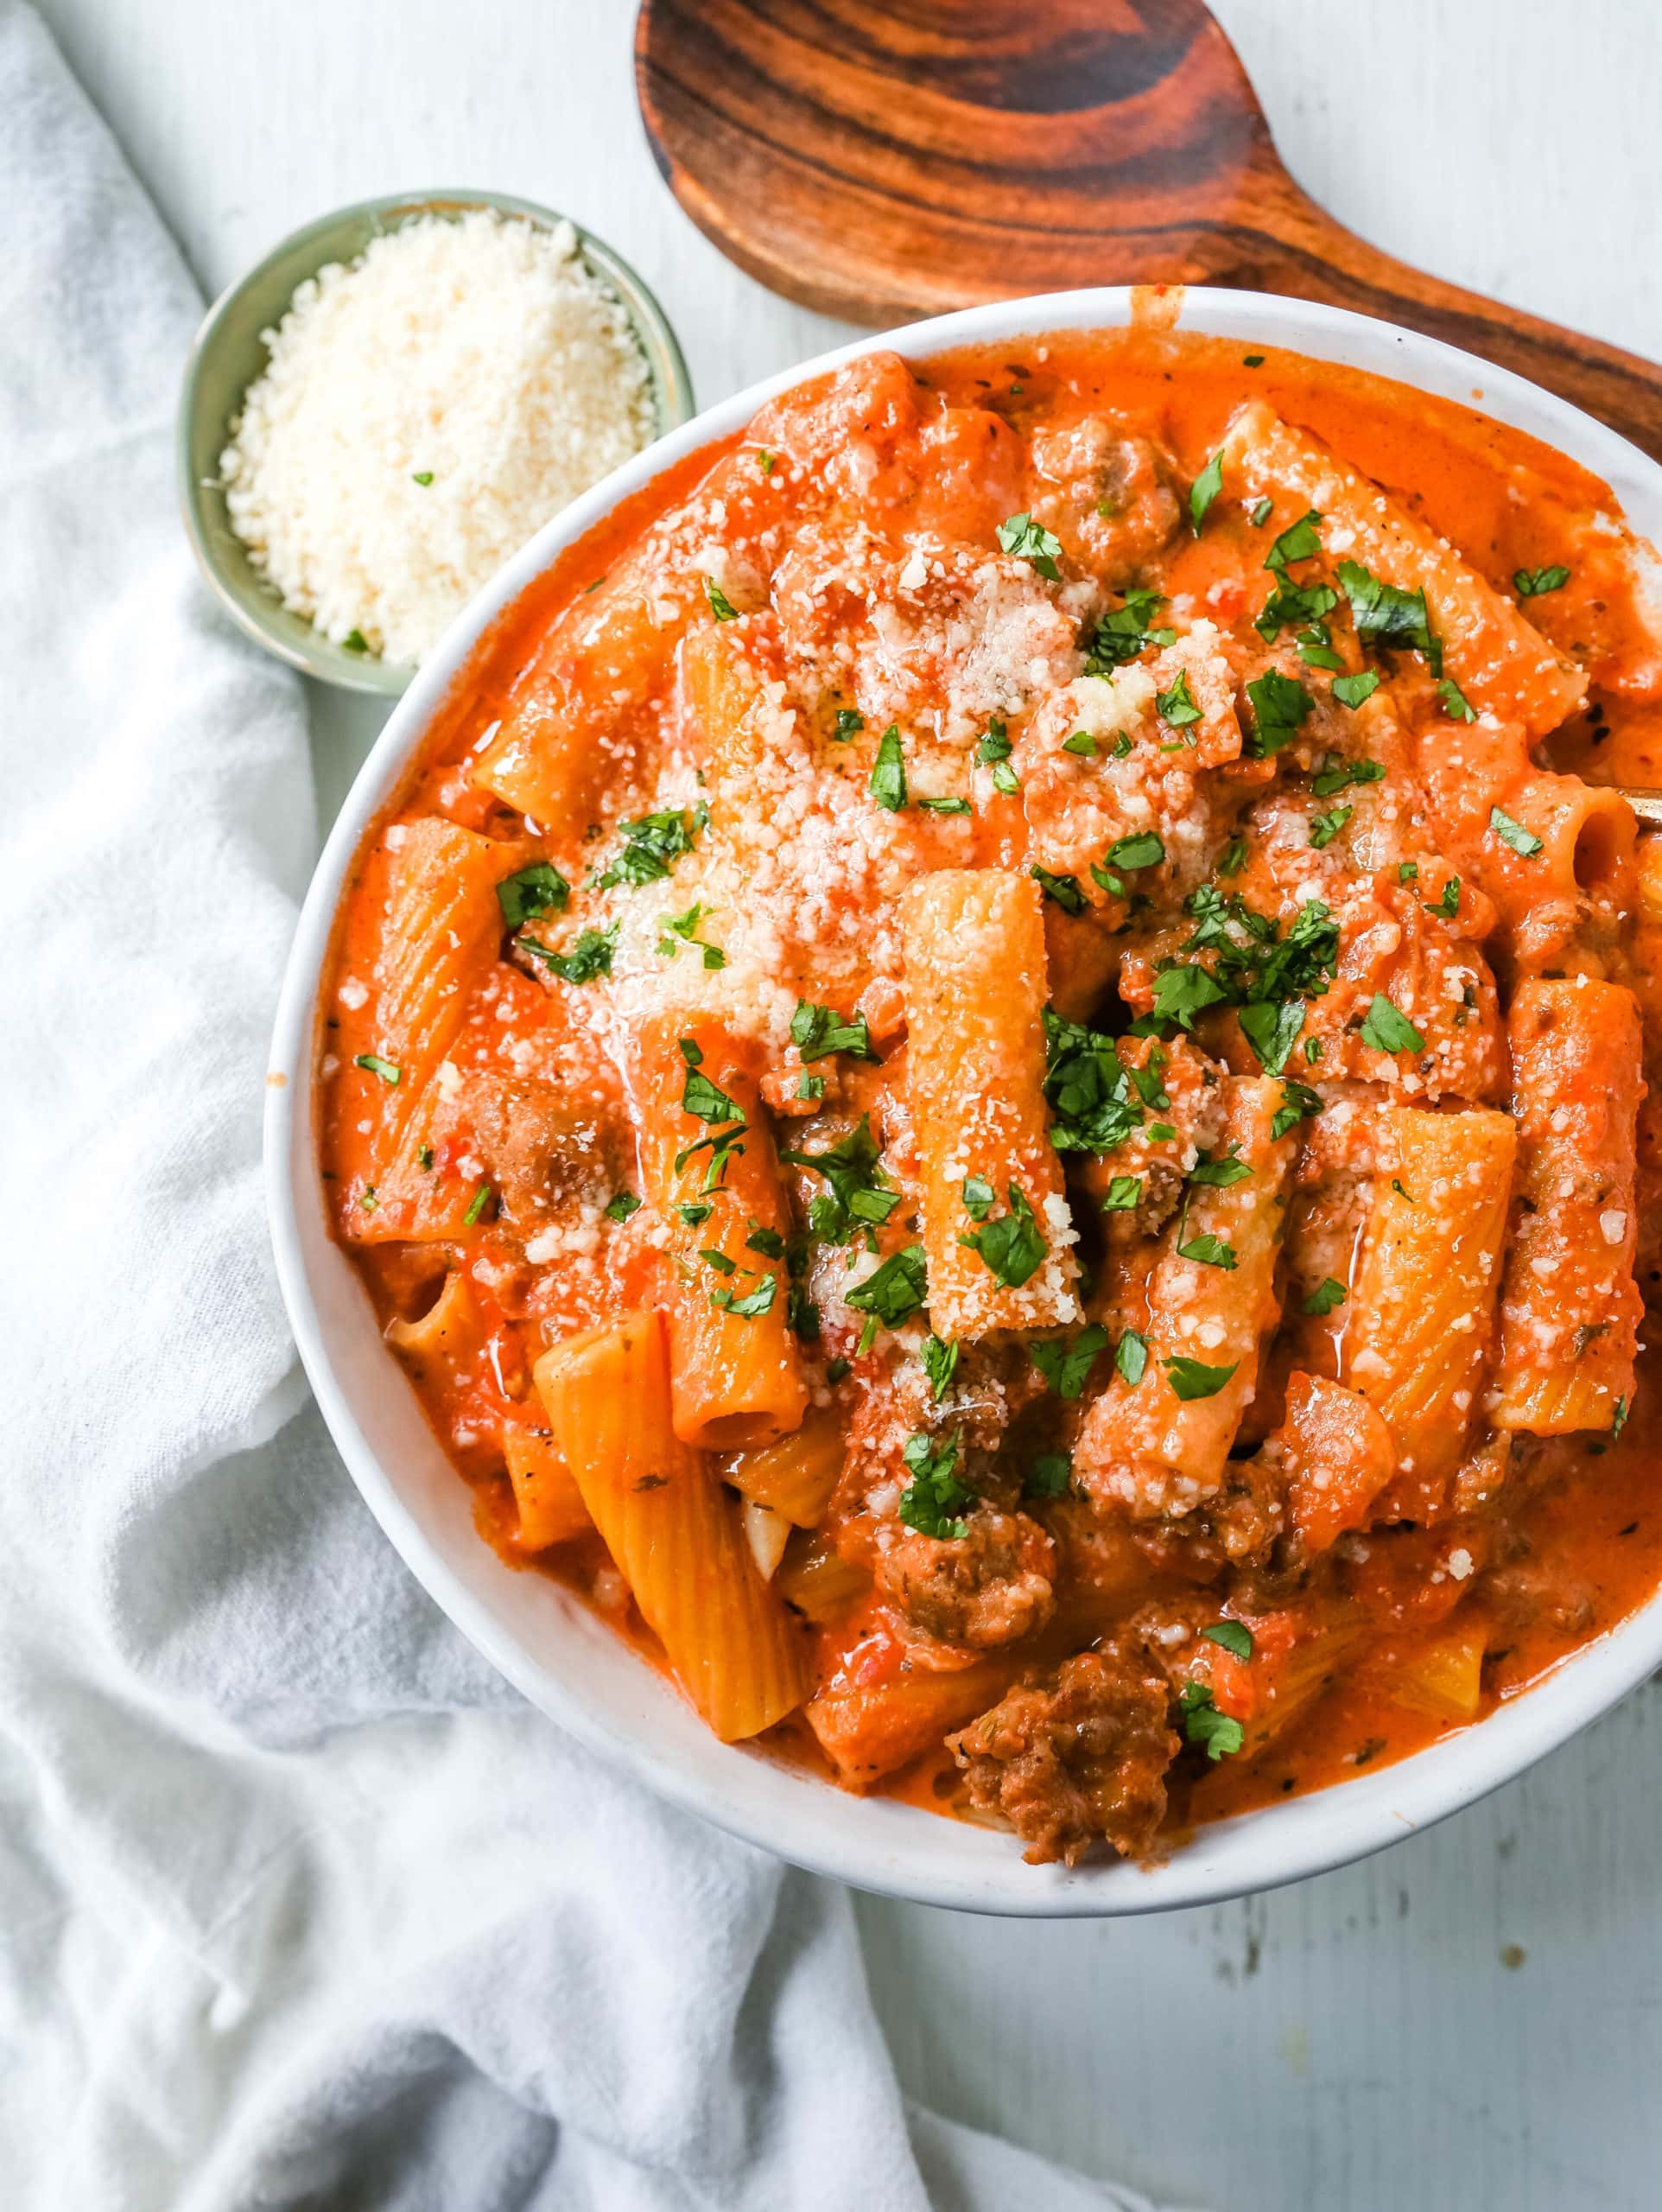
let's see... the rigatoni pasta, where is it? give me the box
[322,323,1662,1874]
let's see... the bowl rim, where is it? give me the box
[177,186,695,696]
[267,283,1662,1916]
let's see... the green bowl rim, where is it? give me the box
[176,187,695,696]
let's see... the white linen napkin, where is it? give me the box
[0,6,1193,2204]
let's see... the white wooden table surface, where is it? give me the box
[40,1,1662,2202]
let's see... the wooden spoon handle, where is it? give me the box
[1235,163,1662,465]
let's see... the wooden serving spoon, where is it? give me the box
[636,0,1662,463]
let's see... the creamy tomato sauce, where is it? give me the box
[320,326,1662,1869]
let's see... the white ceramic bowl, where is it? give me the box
[267,286,1662,1916]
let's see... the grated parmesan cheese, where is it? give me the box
[221,212,653,664]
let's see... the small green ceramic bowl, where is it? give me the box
[178,188,695,696]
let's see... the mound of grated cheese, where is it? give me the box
[220,211,653,665]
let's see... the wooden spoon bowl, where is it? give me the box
[637,0,1662,461]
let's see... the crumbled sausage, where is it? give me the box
[947,1643,1178,1866]
[877,1508,1056,1656]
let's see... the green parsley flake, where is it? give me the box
[834,708,865,741]
[1359,994,1425,1054]
[522,924,618,984]
[958,1185,1048,1289]
[1157,668,1203,730]
[1271,1080,1323,1140]
[462,1181,493,1227]
[1108,830,1164,870]
[599,809,699,890]
[921,1335,960,1402]
[353,1053,400,1085]
[1165,1356,1240,1402]
[1189,1150,1253,1189]
[1311,753,1386,798]
[1265,509,1323,573]
[1177,1231,1237,1269]
[1309,804,1353,850]
[898,1429,972,1539]
[1101,1174,1143,1213]
[783,1116,893,1243]
[1245,668,1313,757]
[791,999,879,1063]
[711,1274,777,1319]
[1490,805,1544,858]
[1116,1328,1149,1386]
[1189,449,1225,534]
[961,1173,995,1221]
[1331,670,1381,709]
[1031,865,1087,916]
[1202,1619,1254,1661]
[604,1191,641,1224]
[869,725,908,811]
[845,1244,929,1344]
[1062,729,1098,757]
[705,576,739,620]
[411,470,435,486]
[1030,1322,1110,1401]
[1025,1452,1072,1501]
[497,861,570,925]
[1337,559,1441,674]
[1437,675,1477,723]
[1181,1681,1245,1759]
[1431,876,1461,919]
[1085,588,1176,673]
[919,795,972,816]
[1303,1276,1348,1316]
[1514,565,1570,598]
[1250,496,1274,527]
[342,629,370,654]
[997,512,1063,580]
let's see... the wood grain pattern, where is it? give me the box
[637,0,1662,461]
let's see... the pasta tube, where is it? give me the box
[535,1312,809,1739]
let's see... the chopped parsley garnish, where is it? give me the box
[1311,753,1386,798]
[1392,1179,1416,1204]
[797,1073,825,1101]
[1399,860,1419,883]
[523,923,618,983]
[353,1053,400,1085]
[677,1199,713,1227]
[1151,963,1231,1033]
[1271,1080,1323,1140]
[599,809,699,889]
[1085,588,1176,672]
[1202,1619,1254,1661]
[1309,804,1352,850]
[921,1334,960,1402]
[782,1116,892,1243]
[1180,1681,1244,1759]
[1062,729,1097,757]
[1042,1009,1164,1154]
[1304,1276,1348,1316]
[411,470,435,486]
[658,902,726,969]
[1025,1452,1072,1501]
[920,795,972,816]
[1244,353,1265,368]
[976,719,1021,794]
[1359,994,1424,1054]
[958,1184,1048,1288]
[745,1224,786,1260]
[1189,1149,1253,1188]
[1337,559,1441,674]
[845,1243,929,1345]
[1157,668,1203,730]
[1250,496,1274,527]
[359,1185,377,1211]
[704,576,739,620]
[826,1357,852,1384]
[604,1191,641,1223]
[711,1274,777,1319]
[1245,668,1313,757]
[898,1429,972,1539]
[1107,830,1164,870]
[462,1181,493,1227]
[1265,508,1323,573]
[1189,450,1225,534]
[961,1173,995,1220]
[997,512,1063,580]
[1145,887,1337,1075]
[1031,1322,1110,1400]
[757,449,776,475]
[1490,805,1543,858]
[1219,836,1248,877]
[1101,1174,1143,1211]
[1331,670,1381,709]
[834,708,865,741]
[1612,1395,1631,1439]
[1256,577,1337,645]
[342,629,370,653]
[1514,565,1570,598]
[417,1146,435,1171]
[1437,675,1476,723]
[791,999,879,1063]
[497,860,570,926]
[1177,1231,1237,1269]
[869,724,908,811]
[1431,876,1461,919]
[1165,1356,1240,1401]
[1031,865,1087,916]
[1116,1328,1149,1386]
